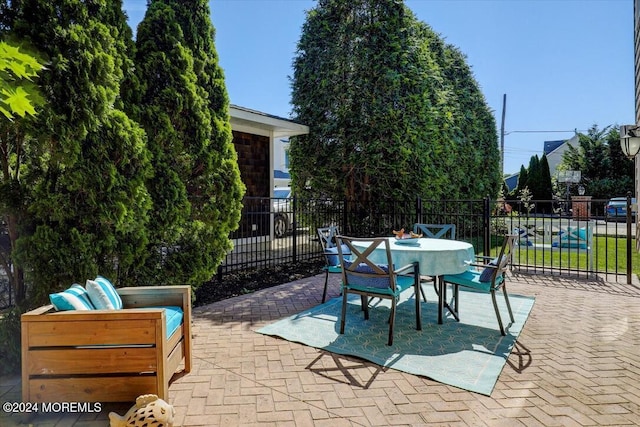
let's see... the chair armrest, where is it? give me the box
[394,262,419,275]
[466,261,500,272]
[118,285,190,309]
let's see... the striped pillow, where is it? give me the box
[86,276,122,310]
[49,284,95,311]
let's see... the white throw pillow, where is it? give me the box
[86,276,122,310]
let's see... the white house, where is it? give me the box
[228,105,307,196]
[505,134,579,192]
[544,134,579,178]
[273,138,291,187]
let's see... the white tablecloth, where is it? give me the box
[350,237,474,276]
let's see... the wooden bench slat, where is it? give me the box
[27,347,158,375]
[28,376,158,403]
[25,320,158,347]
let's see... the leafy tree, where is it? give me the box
[1,0,151,304]
[131,0,244,287]
[0,39,44,307]
[561,124,632,199]
[289,0,500,206]
[0,40,44,119]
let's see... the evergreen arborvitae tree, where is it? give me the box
[132,0,244,287]
[290,0,500,204]
[538,154,553,199]
[526,155,541,199]
[523,154,553,213]
[516,165,529,197]
[438,44,500,198]
[0,0,151,304]
[291,0,435,205]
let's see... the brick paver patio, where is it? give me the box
[1,271,640,426]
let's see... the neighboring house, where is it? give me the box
[229,105,309,239]
[229,105,307,197]
[504,134,578,193]
[273,138,291,187]
[274,169,290,188]
[544,134,579,178]
[504,173,519,193]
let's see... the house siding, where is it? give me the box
[231,131,271,239]
[233,130,270,198]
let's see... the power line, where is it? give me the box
[504,129,585,135]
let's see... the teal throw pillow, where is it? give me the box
[49,284,95,311]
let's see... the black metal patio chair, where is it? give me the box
[336,236,421,346]
[441,234,518,335]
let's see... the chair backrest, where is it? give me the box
[336,236,397,291]
[318,226,345,266]
[482,234,518,283]
[497,234,518,271]
[317,226,340,250]
[413,223,456,240]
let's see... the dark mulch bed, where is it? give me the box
[194,259,325,307]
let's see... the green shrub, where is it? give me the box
[0,306,22,375]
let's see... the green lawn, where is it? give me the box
[512,236,639,274]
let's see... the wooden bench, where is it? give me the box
[21,285,192,403]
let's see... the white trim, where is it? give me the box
[230,105,309,138]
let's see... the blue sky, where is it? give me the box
[122,0,634,175]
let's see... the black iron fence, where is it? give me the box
[0,195,634,308]
[220,195,637,283]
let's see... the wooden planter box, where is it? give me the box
[21,286,192,403]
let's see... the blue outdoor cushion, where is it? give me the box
[343,261,411,294]
[132,306,184,338]
[344,260,391,289]
[478,257,501,282]
[443,270,504,293]
[325,265,342,274]
[158,306,184,338]
[324,244,351,266]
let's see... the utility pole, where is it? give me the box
[500,93,506,175]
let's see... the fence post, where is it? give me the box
[627,192,632,285]
[483,197,491,257]
[292,194,297,263]
[416,196,422,225]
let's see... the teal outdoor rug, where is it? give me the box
[257,285,535,395]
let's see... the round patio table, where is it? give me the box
[350,237,474,324]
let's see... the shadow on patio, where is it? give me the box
[2,271,640,426]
